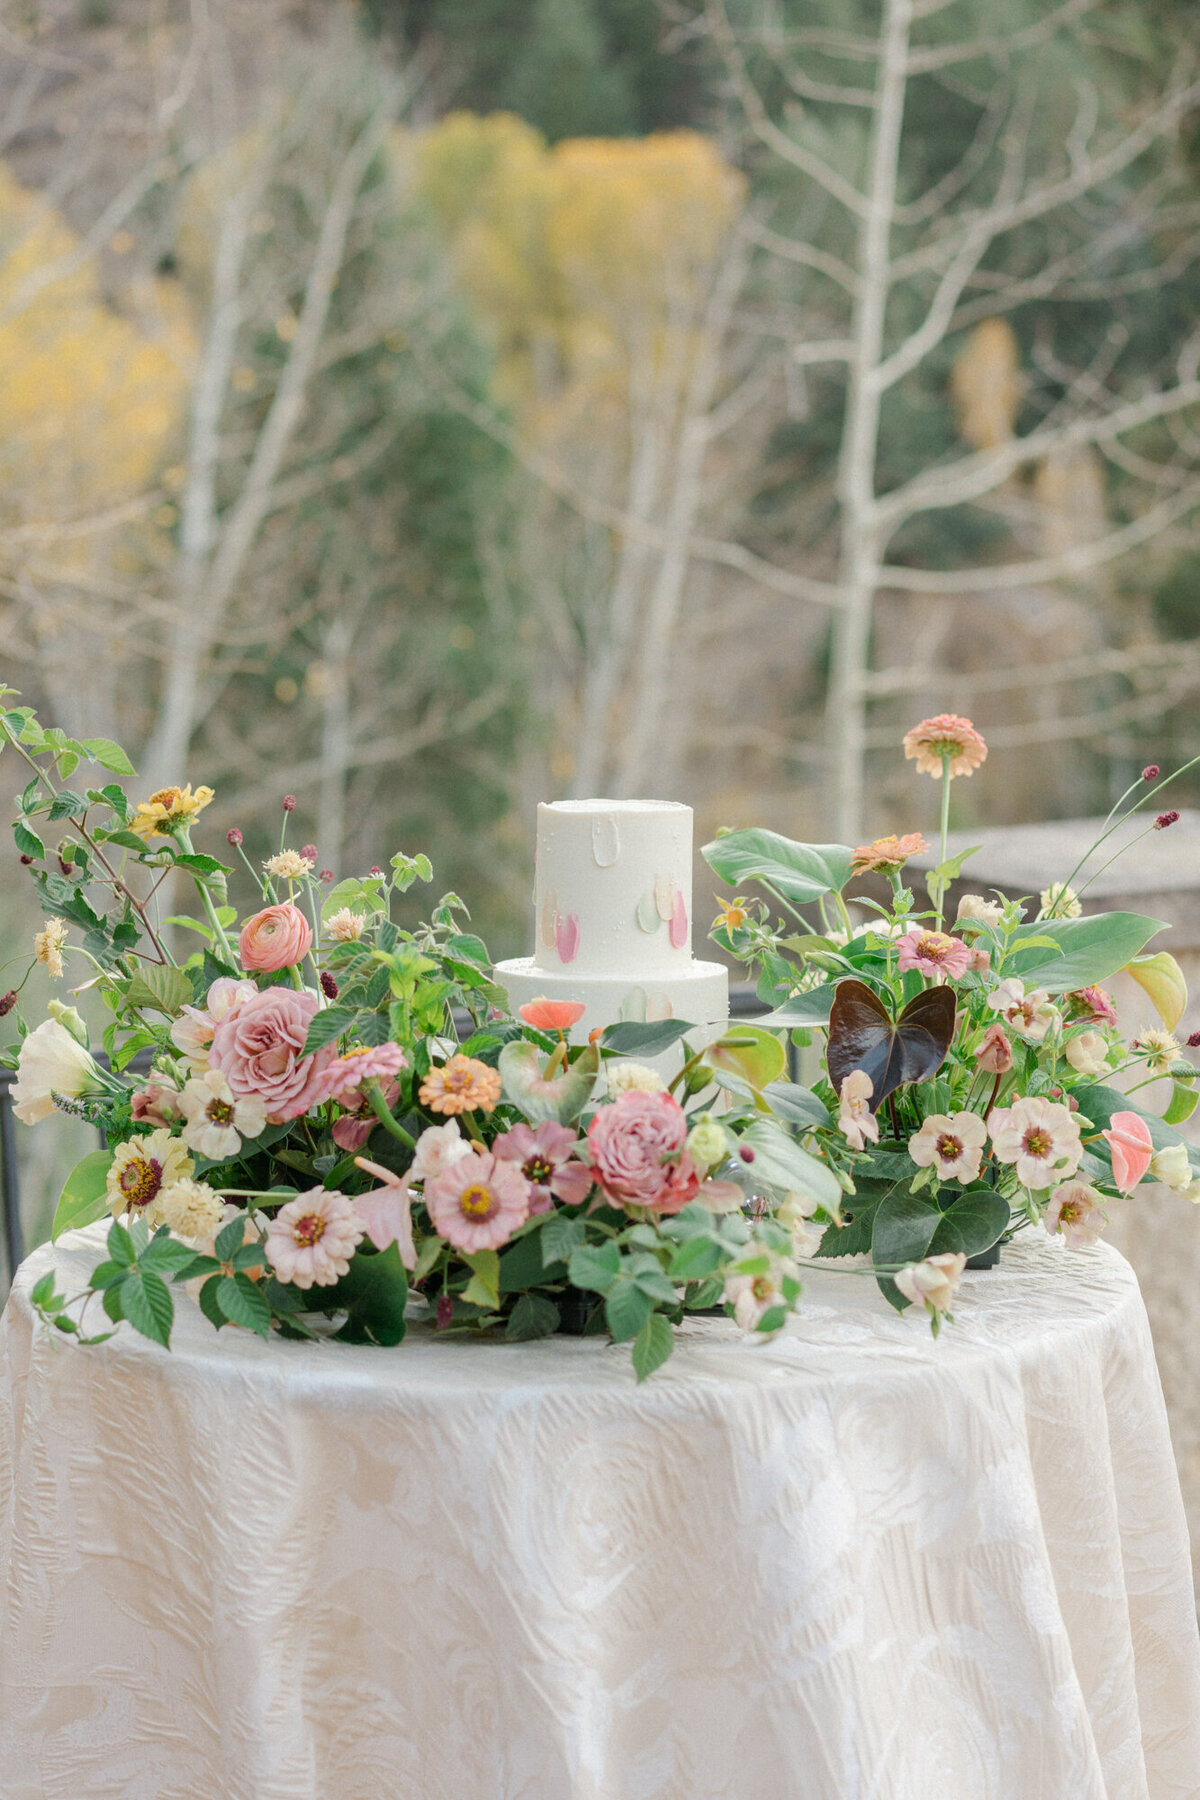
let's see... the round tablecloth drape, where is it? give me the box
[2,1225,1199,1800]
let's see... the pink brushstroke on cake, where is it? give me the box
[669,890,688,948]
[555,913,581,963]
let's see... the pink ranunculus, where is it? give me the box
[493,1120,594,1212]
[1102,1111,1155,1193]
[586,1090,699,1214]
[209,986,335,1123]
[239,902,313,973]
[895,930,973,979]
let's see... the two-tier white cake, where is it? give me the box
[494,799,729,1043]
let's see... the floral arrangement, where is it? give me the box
[705,713,1200,1328]
[0,695,848,1379]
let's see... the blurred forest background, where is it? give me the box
[2,0,1200,961]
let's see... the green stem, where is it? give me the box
[936,753,952,930]
[366,1080,415,1149]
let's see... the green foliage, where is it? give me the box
[51,1151,114,1241]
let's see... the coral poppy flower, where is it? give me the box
[902,713,988,779]
[518,998,586,1032]
[1102,1111,1155,1192]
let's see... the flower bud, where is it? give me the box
[1189,1032,1200,1049]
[19,853,33,865]
[320,971,338,999]
[369,865,383,877]
[975,1022,1013,1073]
[46,1000,89,1047]
[1154,810,1180,830]
[1150,1143,1193,1192]
[301,844,317,862]
[282,795,296,812]
[738,1145,755,1164]
[686,1116,730,1171]
[320,869,334,882]
[0,989,16,1016]
[1143,765,1160,781]
[227,827,243,846]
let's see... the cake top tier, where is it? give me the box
[531,798,695,977]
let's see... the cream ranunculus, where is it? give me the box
[956,893,1004,927]
[1149,1143,1194,1193]
[685,1116,730,1171]
[11,1018,102,1125]
[1065,1029,1109,1076]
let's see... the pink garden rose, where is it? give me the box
[209,986,335,1123]
[239,902,313,973]
[586,1090,700,1214]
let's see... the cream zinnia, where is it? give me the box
[264,1189,364,1288]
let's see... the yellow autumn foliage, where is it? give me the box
[0,163,193,533]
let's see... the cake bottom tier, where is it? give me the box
[493,956,729,1046]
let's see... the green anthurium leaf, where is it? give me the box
[702,1024,786,1091]
[52,1149,114,1240]
[748,984,837,1029]
[1164,1083,1199,1126]
[1006,913,1168,993]
[927,1187,1010,1259]
[871,1191,942,1312]
[601,1019,695,1056]
[702,829,854,905]
[1124,951,1188,1032]
[498,1040,600,1124]
[738,1118,844,1212]
[631,1312,674,1381]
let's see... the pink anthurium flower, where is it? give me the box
[352,1156,416,1269]
[1101,1111,1155,1193]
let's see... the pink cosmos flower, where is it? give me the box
[908,1111,986,1184]
[264,1188,364,1288]
[902,713,988,779]
[322,1041,408,1101]
[586,1090,700,1214]
[989,1095,1082,1190]
[424,1150,532,1252]
[493,1120,594,1212]
[896,930,972,979]
[351,1156,416,1268]
[1101,1111,1155,1192]
[837,1069,879,1152]
[239,902,313,973]
[1045,1181,1106,1248]
[209,986,336,1123]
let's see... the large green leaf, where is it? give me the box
[711,1072,830,1128]
[124,965,193,1018]
[738,1118,844,1211]
[1006,913,1168,993]
[632,1313,674,1381]
[750,984,837,1029]
[601,1019,695,1056]
[871,1191,941,1312]
[52,1149,114,1240]
[329,1242,409,1346]
[702,830,855,906]
[118,1267,174,1347]
[927,1187,1010,1258]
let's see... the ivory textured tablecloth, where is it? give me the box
[1,1225,1199,1800]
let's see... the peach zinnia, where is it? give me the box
[902,713,987,779]
[418,1054,502,1115]
[424,1150,531,1252]
[851,833,929,875]
[896,929,972,979]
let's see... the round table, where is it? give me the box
[2,1226,1199,1800]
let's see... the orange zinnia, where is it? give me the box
[419,1054,502,1116]
[850,832,929,874]
[902,713,987,779]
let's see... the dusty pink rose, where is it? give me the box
[493,1120,594,1213]
[209,986,335,1123]
[239,902,313,973]
[586,1090,699,1214]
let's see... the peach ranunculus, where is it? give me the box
[908,1111,987,1184]
[837,1069,879,1152]
[209,986,336,1123]
[1101,1111,1155,1192]
[850,832,929,875]
[239,903,313,973]
[902,713,988,779]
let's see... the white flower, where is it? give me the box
[1135,1029,1182,1078]
[326,907,367,943]
[895,1251,966,1315]
[685,1116,729,1170]
[106,1130,194,1226]
[264,850,314,880]
[989,1095,1082,1190]
[837,1069,879,1152]
[265,1188,364,1289]
[724,1256,798,1332]
[170,979,256,1071]
[1149,1143,1194,1192]
[409,1118,474,1183]
[607,1061,665,1096]
[956,893,1004,926]
[1040,883,1082,920]
[864,918,916,942]
[11,1018,101,1125]
[33,917,68,978]
[1065,1030,1108,1076]
[1044,1181,1105,1248]
[161,1177,227,1241]
[989,977,1059,1043]
[180,1069,268,1159]
[908,1111,987,1184]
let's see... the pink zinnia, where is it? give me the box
[424,1150,532,1252]
[493,1120,593,1212]
[896,929,972,979]
[322,1041,408,1101]
[902,713,988,779]
[264,1188,364,1289]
